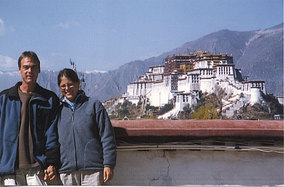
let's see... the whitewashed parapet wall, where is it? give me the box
[109,148,283,186]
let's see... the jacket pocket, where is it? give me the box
[84,139,103,168]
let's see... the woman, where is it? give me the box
[57,68,116,185]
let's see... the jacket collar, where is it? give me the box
[7,82,22,98]
[8,82,44,99]
[61,90,87,108]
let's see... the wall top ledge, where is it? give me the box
[112,120,284,137]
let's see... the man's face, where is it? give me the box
[18,57,40,85]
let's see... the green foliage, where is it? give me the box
[114,100,137,120]
[146,104,158,111]
[157,103,174,115]
[262,94,283,115]
[192,104,219,120]
[236,94,283,120]
[178,104,192,119]
[110,100,160,120]
[190,89,223,120]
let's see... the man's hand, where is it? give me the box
[44,165,56,181]
[103,167,113,183]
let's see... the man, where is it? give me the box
[0,51,60,185]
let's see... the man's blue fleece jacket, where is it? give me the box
[0,82,60,175]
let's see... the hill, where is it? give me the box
[0,23,282,101]
[86,23,283,101]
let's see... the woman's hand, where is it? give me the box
[103,167,114,183]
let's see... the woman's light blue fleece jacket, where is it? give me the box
[57,91,116,173]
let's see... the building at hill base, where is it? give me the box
[111,51,268,119]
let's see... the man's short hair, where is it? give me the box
[18,51,41,71]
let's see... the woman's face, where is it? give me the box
[59,76,80,102]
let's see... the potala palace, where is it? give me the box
[111,50,267,119]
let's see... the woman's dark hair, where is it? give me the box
[57,68,80,86]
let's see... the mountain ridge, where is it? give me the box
[0,23,282,101]
[90,23,282,101]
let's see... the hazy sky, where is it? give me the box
[0,0,282,72]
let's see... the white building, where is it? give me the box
[125,51,266,118]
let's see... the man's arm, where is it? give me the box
[44,95,60,181]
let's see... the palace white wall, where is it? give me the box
[177,77,189,92]
[149,81,171,107]
[200,78,215,94]
[250,87,264,105]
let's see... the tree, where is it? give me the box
[192,104,219,120]
[157,104,174,115]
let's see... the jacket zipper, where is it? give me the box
[28,98,42,168]
[72,111,78,170]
